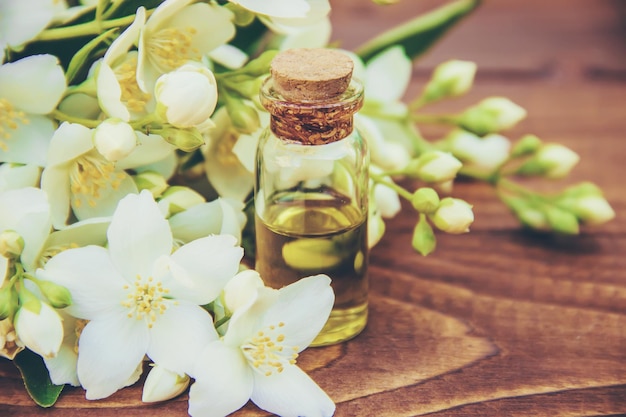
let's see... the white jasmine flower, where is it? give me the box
[203,108,259,201]
[93,119,138,162]
[0,0,57,50]
[97,8,151,122]
[155,63,218,131]
[137,0,235,93]
[142,364,190,403]
[36,190,243,399]
[43,312,81,387]
[0,55,66,166]
[41,122,138,229]
[222,269,264,313]
[230,0,330,33]
[188,275,335,417]
[14,300,64,359]
[429,197,474,234]
[421,60,477,103]
[446,130,511,175]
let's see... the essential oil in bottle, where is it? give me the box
[254,48,369,346]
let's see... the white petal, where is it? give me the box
[36,246,127,320]
[40,165,72,229]
[44,343,79,386]
[0,0,56,48]
[15,302,63,359]
[103,7,146,65]
[233,0,310,17]
[365,45,411,103]
[188,341,253,417]
[0,114,54,166]
[279,18,331,49]
[45,122,94,167]
[224,270,264,313]
[0,256,8,287]
[77,314,149,399]
[262,275,334,351]
[251,364,335,417]
[71,170,138,222]
[116,132,175,170]
[147,302,218,375]
[96,62,130,121]
[0,163,41,191]
[0,54,66,114]
[168,198,245,244]
[107,190,172,280]
[165,234,243,304]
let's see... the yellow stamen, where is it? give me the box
[147,26,200,72]
[120,275,170,328]
[241,322,298,377]
[0,98,29,151]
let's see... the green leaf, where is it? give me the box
[14,349,64,408]
[355,0,481,62]
[65,28,118,84]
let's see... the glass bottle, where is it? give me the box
[255,48,369,346]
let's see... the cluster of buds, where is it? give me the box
[410,187,474,255]
[503,182,614,234]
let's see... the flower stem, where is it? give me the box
[370,171,413,201]
[411,113,459,125]
[35,14,138,41]
[51,109,101,128]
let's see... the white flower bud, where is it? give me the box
[535,144,580,179]
[142,365,190,403]
[422,60,477,103]
[408,150,462,183]
[223,269,264,313]
[94,119,137,162]
[159,186,206,216]
[367,203,386,249]
[372,182,401,218]
[411,187,440,213]
[0,230,24,259]
[155,64,218,131]
[460,97,527,135]
[14,302,63,359]
[448,130,511,174]
[429,197,474,234]
[571,195,615,226]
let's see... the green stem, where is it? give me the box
[411,113,459,125]
[51,109,102,128]
[370,171,413,201]
[35,14,137,41]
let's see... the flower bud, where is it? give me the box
[421,60,477,103]
[367,203,386,248]
[411,187,440,213]
[160,186,205,216]
[503,196,550,231]
[153,127,205,152]
[545,206,579,234]
[36,280,72,309]
[570,195,615,226]
[14,301,63,359]
[429,197,474,234]
[0,230,24,259]
[223,269,264,313]
[447,130,511,174]
[510,134,542,157]
[516,143,580,179]
[372,180,401,218]
[133,171,169,197]
[406,151,462,183]
[459,97,527,135]
[155,64,218,131]
[142,365,190,403]
[412,216,436,256]
[93,118,137,162]
[225,97,260,134]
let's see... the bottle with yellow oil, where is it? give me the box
[255,48,369,346]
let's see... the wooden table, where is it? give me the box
[2,0,625,415]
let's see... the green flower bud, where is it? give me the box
[421,60,477,104]
[133,171,169,197]
[153,126,205,152]
[429,197,474,234]
[406,151,462,183]
[517,143,580,179]
[570,195,615,226]
[0,230,24,259]
[412,216,436,256]
[160,186,206,216]
[545,206,579,234]
[225,97,260,134]
[560,182,603,199]
[36,280,72,309]
[411,187,440,213]
[459,97,527,136]
[502,195,550,231]
[510,134,542,157]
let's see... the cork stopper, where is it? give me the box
[270,48,354,101]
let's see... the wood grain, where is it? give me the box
[2,0,625,416]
